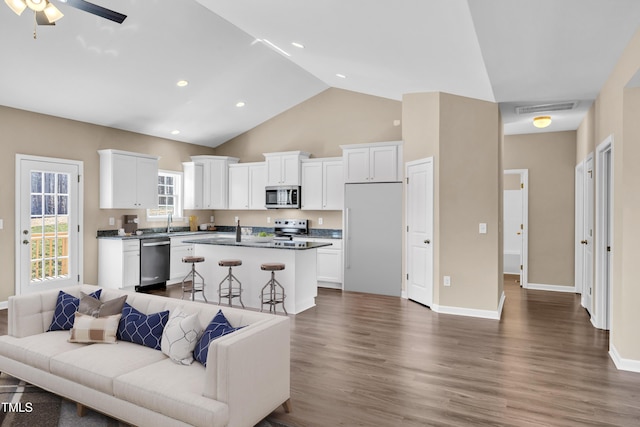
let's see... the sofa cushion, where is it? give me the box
[117,303,169,350]
[193,310,242,366]
[50,340,167,395]
[69,312,121,344]
[114,358,229,427]
[48,289,102,331]
[0,332,87,372]
[78,292,127,317]
[161,311,202,365]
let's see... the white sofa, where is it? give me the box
[0,285,291,427]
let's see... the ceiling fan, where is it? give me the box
[4,0,127,26]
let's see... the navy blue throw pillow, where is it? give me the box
[117,303,169,350]
[193,310,242,366]
[47,289,102,332]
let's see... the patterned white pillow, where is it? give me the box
[161,311,202,365]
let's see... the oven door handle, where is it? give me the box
[141,241,171,247]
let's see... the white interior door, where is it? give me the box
[581,154,595,314]
[504,169,528,287]
[16,155,83,295]
[575,161,585,296]
[595,137,613,330]
[406,158,433,307]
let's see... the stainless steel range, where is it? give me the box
[273,219,308,240]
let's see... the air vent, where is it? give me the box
[515,102,578,115]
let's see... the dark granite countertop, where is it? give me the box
[184,237,332,250]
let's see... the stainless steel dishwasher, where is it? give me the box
[137,237,171,291]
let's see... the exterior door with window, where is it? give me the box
[16,156,83,295]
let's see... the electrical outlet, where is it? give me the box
[109,217,115,226]
[267,217,271,224]
[479,223,487,234]
[234,216,239,222]
[318,217,323,225]
[210,216,214,223]
[444,276,451,287]
[0,219,3,230]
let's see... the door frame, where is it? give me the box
[594,136,613,330]
[15,154,84,296]
[405,157,434,306]
[504,169,529,288]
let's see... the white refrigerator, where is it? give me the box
[343,182,403,297]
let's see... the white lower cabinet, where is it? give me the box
[294,238,343,288]
[98,239,140,289]
[169,235,213,284]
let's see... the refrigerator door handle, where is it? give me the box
[345,208,350,269]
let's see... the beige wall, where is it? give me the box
[402,92,502,312]
[212,87,403,229]
[503,132,576,287]
[575,25,640,362]
[0,105,216,300]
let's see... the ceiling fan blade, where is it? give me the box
[35,11,55,25]
[61,0,126,24]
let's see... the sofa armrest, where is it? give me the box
[7,285,97,337]
[203,316,290,427]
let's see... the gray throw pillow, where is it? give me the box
[78,292,127,318]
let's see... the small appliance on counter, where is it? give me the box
[273,219,308,240]
[123,215,138,234]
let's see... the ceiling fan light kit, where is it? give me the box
[533,115,552,128]
[4,0,126,33]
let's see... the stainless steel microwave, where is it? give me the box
[265,186,301,209]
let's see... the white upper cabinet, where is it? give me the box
[189,156,239,210]
[98,149,159,209]
[323,159,344,210]
[340,141,403,183]
[228,162,267,210]
[264,151,310,186]
[301,158,343,211]
[183,162,204,210]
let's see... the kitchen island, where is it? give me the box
[184,237,332,314]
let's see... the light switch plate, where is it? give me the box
[109,217,115,226]
[0,219,3,229]
[479,223,487,234]
[318,217,323,225]
[444,276,451,287]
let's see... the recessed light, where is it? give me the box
[236,101,246,108]
[171,130,180,135]
[291,42,305,49]
[336,73,347,79]
[176,80,189,87]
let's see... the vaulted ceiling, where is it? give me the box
[1,0,639,147]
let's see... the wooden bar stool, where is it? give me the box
[260,263,287,315]
[181,256,207,302]
[218,259,244,308]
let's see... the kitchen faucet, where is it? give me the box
[167,212,172,233]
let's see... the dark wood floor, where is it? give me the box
[2,278,640,426]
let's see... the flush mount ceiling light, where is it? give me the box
[291,42,305,49]
[4,0,127,38]
[533,116,552,129]
[176,80,189,87]
[336,73,347,79]
[235,101,246,108]
[170,130,180,135]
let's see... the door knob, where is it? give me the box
[424,239,431,244]
[581,240,588,245]
[517,232,521,235]
[22,240,30,245]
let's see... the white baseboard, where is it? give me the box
[401,290,407,299]
[527,283,576,293]
[610,343,640,372]
[0,301,7,310]
[432,292,505,321]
